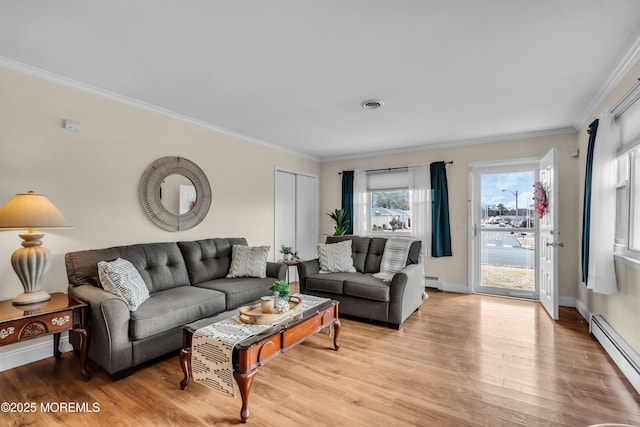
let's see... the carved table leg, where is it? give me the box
[180,328,193,390]
[53,332,62,360]
[333,318,341,351]
[179,348,192,390]
[76,326,92,381]
[233,369,257,423]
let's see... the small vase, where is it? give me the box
[276,296,290,313]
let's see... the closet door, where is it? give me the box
[275,169,317,282]
[275,170,296,258]
[295,174,317,261]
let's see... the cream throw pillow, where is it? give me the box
[226,245,270,278]
[98,258,150,311]
[317,240,356,273]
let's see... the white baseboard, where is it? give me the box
[440,282,470,293]
[0,335,73,372]
[558,296,577,308]
[576,298,591,322]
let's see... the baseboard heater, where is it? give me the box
[590,314,640,394]
[424,276,441,289]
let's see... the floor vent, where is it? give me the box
[590,314,640,394]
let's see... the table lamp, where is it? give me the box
[0,191,71,305]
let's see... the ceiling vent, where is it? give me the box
[360,99,384,110]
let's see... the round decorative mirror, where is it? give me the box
[139,157,211,231]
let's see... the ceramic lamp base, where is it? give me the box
[12,290,51,306]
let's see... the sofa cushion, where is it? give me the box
[407,240,422,265]
[343,275,390,302]
[119,242,191,293]
[364,238,387,273]
[129,286,226,340]
[195,277,273,310]
[178,238,248,284]
[305,272,358,295]
[326,236,371,272]
[317,240,356,273]
[226,245,270,278]
[98,258,150,311]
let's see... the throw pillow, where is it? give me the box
[373,238,414,282]
[317,240,356,273]
[226,245,270,278]
[98,258,150,311]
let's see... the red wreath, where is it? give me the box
[533,182,547,219]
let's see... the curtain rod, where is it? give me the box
[588,77,640,134]
[338,161,453,175]
[611,78,640,118]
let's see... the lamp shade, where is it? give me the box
[0,191,71,230]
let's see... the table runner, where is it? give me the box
[191,293,330,397]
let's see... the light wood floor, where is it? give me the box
[2,291,640,427]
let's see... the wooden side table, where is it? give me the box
[0,292,91,380]
[279,258,303,283]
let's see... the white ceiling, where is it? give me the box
[1,1,640,161]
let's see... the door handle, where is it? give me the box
[545,242,565,248]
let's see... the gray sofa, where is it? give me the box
[65,237,285,379]
[297,235,425,329]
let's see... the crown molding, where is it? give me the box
[320,127,578,162]
[574,33,640,129]
[0,56,319,162]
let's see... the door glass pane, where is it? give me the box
[480,171,536,292]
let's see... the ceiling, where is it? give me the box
[1,1,640,161]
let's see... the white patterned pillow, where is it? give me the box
[98,258,150,311]
[317,240,356,273]
[226,245,270,278]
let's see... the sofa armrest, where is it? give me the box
[68,284,133,375]
[296,259,320,294]
[387,263,425,326]
[267,261,287,280]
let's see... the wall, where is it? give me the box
[320,132,580,300]
[0,65,319,355]
[577,57,640,354]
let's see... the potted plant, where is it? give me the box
[327,208,349,236]
[279,244,297,260]
[270,280,291,313]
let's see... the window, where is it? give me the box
[371,190,411,233]
[614,87,640,263]
[367,170,412,235]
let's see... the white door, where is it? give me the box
[538,147,560,320]
[275,169,317,282]
[295,174,317,261]
[275,170,296,258]
[468,159,538,299]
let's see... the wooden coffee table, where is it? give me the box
[179,298,340,423]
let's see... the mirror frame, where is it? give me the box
[138,156,211,231]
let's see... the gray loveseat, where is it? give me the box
[65,237,285,379]
[297,235,425,329]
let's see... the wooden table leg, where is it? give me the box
[333,318,341,351]
[76,326,92,381]
[180,328,193,390]
[233,369,257,423]
[179,348,192,390]
[53,332,62,360]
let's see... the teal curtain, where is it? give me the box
[341,171,354,235]
[431,162,452,257]
[581,119,599,283]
